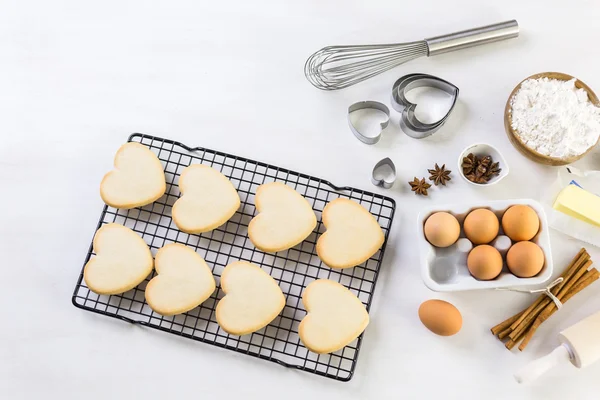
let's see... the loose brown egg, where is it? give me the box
[467,245,503,280]
[502,205,540,241]
[507,241,545,278]
[463,208,499,244]
[418,299,462,336]
[424,212,460,248]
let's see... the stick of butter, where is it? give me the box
[553,185,600,227]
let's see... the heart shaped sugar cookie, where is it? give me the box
[145,243,216,316]
[248,182,317,252]
[299,279,369,354]
[172,165,240,234]
[83,223,153,295]
[316,198,384,269]
[100,142,166,209]
[216,261,285,335]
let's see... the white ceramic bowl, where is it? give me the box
[457,143,509,186]
[417,199,553,292]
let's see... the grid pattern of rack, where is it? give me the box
[72,133,396,381]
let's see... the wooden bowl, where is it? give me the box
[504,72,600,166]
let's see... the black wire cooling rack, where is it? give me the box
[72,133,396,381]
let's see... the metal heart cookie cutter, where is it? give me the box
[371,157,396,189]
[347,101,390,145]
[391,73,459,139]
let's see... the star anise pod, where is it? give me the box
[485,162,502,180]
[476,175,489,184]
[479,155,492,168]
[409,177,431,196]
[475,163,488,179]
[462,153,502,184]
[462,153,478,175]
[465,173,486,184]
[428,163,452,186]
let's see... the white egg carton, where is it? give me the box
[417,199,553,292]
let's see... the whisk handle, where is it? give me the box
[425,20,519,56]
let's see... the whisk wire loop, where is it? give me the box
[304,41,428,90]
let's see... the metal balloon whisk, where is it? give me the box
[304,20,519,90]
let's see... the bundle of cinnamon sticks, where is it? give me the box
[491,248,598,351]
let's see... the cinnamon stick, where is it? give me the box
[506,324,530,350]
[540,260,592,318]
[491,312,523,336]
[519,268,597,351]
[490,248,597,352]
[560,268,599,304]
[557,259,592,298]
[498,327,513,340]
[508,299,548,340]
[553,249,589,294]
[493,249,586,338]
[508,296,546,331]
[518,268,599,351]
[508,251,590,339]
[508,249,587,332]
[517,318,542,351]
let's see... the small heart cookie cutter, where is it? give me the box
[371,157,396,189]
[347,101,390,145]
[391,73,459,139]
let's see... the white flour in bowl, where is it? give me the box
[510,77,600,158]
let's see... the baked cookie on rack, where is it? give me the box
[216,261,285,335]
[100,142,166,209]
[299,279,369,354]
[145,243,216,316]
[84,223,153,295]
[316,198,384,269]
[248,182,317,252]
[172,164,240,234]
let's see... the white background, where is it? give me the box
[2,1,600,399]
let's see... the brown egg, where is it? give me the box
[467,245,503,280]
[463,208,499,244]
[424,212,460,248]
[502,205,540,241]
[507,241,545,278]
[418,299,462,336]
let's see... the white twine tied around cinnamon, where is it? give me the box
[496,277,564,309]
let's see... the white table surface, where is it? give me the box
[2,1,600,399]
